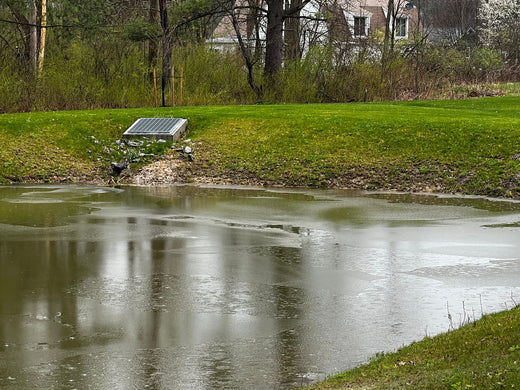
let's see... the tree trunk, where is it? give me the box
[246,0,262,61]
[38,0,47,73]
[149,0,159,80]
[264,0,284,78]
[159,0,172,106]
[284,0,302,63]
[231,6,262,98]
[383,0,394,54]
[29,0,38,72]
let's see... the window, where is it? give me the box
[395,17,407,37]
[353,17,367,37]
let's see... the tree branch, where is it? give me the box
[284,0,311,18]
[0,18,112,29]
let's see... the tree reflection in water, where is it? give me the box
[1,185,519,389]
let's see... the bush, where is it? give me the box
[175,44,257,105]
[0,31,516,113]
[34,37,153,111]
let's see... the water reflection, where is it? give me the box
[0,185,519,389]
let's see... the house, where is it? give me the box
[207,1,259,51]
[323,0,421,42]
[206,0,421,53]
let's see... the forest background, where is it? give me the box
[1,0,519,113]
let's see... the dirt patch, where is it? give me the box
[127,151,267,187]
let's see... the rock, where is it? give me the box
[111,161,128,175]
[126,141,142,147]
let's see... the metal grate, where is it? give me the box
[123,118,188,140]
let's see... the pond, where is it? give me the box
[1,185,519,389]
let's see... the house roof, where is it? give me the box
[329,0,416,19]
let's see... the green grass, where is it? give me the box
[0,109,175,182]
[0,96,520,197]
[302,305,520,389]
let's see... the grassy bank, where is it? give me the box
[303,305,520,389]
[0,96,520,197]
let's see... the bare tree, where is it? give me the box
[284,0,303,62]
[229,1,263,96]
[3,0,40,71]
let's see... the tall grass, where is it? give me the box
[0,64,27,113]
[175,45,257,105]
[33,37,154,111]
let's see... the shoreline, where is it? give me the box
[6,151,517,202]
[2,98,519,200]
[122,150,518,201]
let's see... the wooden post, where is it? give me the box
[171,65,175,107]
[179,67,183,106]
[153,67,158,107]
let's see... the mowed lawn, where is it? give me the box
[0,96,519,197]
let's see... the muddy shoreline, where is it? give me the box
[9,147,518,200]
[125,151,447,193]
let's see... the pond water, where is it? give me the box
[1,185,519,389]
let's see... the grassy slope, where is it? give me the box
[0,109,173,182]
[1,96,519,196]
[187,97,520,196]
[303,305,520,389]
